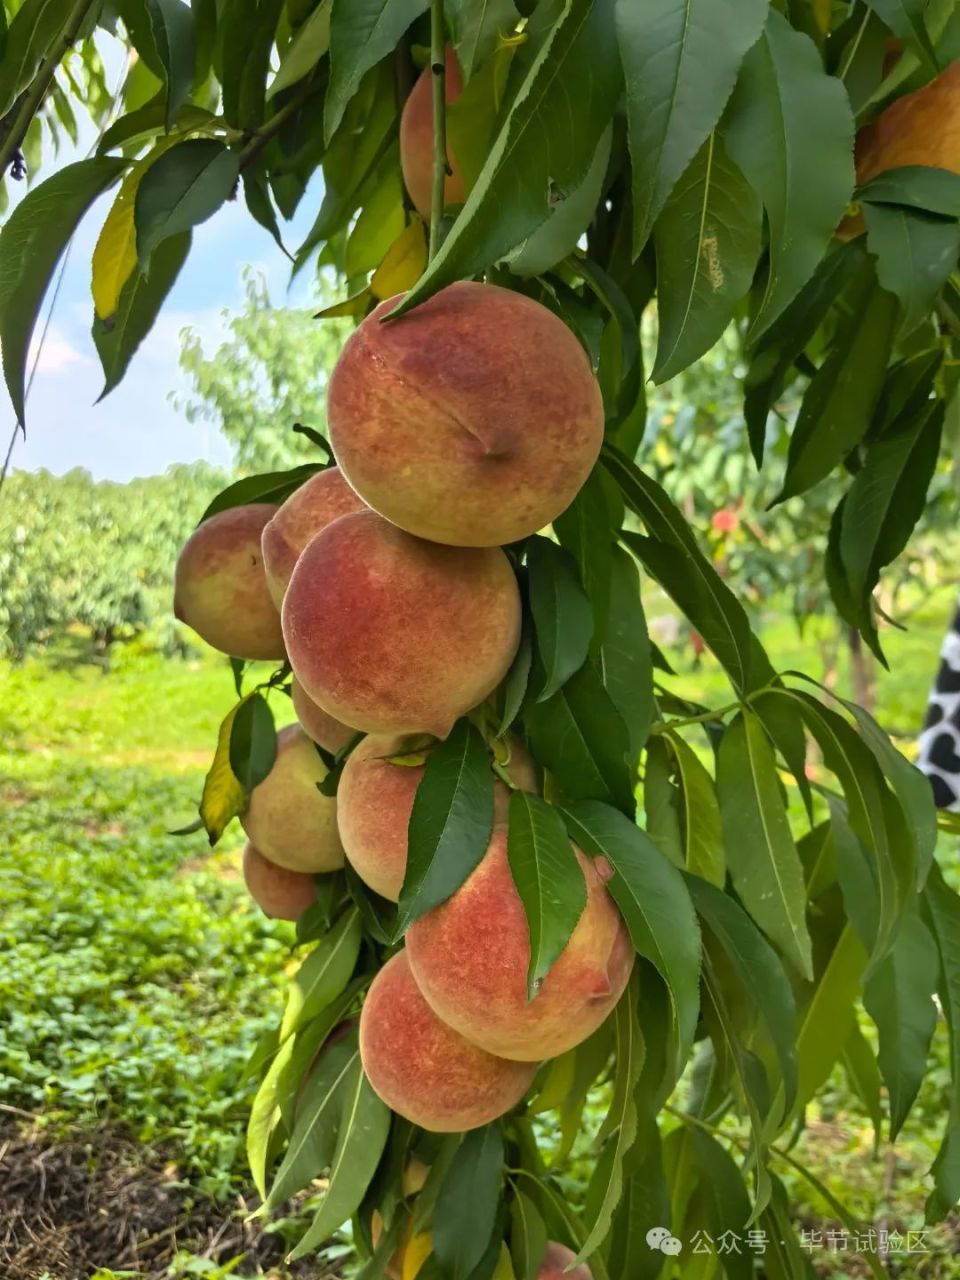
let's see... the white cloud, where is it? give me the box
[27,325,90,375]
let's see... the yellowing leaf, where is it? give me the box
[370,218,427,300]
[402,1232,434,1280]
[200,696,250,844]
[91,136,181,320]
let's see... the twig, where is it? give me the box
[0,0,97,179]
[428,0,447,262]
[236,79,319,173]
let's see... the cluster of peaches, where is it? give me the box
[174,279,635,1137]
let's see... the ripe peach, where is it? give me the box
[282,510,521,737]
[538,1243,591,1280]
[239,724,344,873]
[338,733,537,901]
[261,466,367,608]
[173,503,284,660]
[856,62,960,185]
[327,282,604,547]
[291,676,357,755]
[242,841,316,920]
[359,951,537,1132]
[406,829,634,1061]
[400,47,466,220]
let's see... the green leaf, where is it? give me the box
[0,0,69,118]
[605,1120,670,1280]
[792,922,868,1120]
[498,615,533,735]
[687,875,798,1113]
[562,800,701,1072]
[277,980,368,1127]
[863,910,938,1140]
[652,132,762,382]
[776,274,898,503]
[229,691,277,791]
[268,0,332,98]
[264,1028,360,1209]
[509,1189,548,1280]
[666,732,724,887]
[717,711,813,980]
[615,0,769,255]
[687,1130,753,1280]
[842,1022,884,1150]
[862,0,939,71]
[218,0,284,130]
[859,164,960,215]
[391,0,621,316]
[643,738,684,869]
[865,202,960,337]
[837,400,943,654]
[433,1126,504,1280]
[604,445,775,696]
[922,865,960,1221]
[135,138,239,264]
[525,660,634,815]
[125,0,196,131]
[280,906,362,1040]
[575,981,643,1263]
[507,791,588,998]
[758,1175,817,1280]
[722,8,856,337]
[247,1032,295,1198]
[507,128,612,278]
[200,463,325,521]
[526,536,594,702]
[599,547,654,761]
[93,229,191,400]
[553,466,622,643]
[447,0,519,81]
[98,96,217,155]
[0,157,125,426]
[324,0,429,143]
[287,1056,391,1259]
[397,719,495,931]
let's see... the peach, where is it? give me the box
[291,676,357,755]
[338,733,537,901]
[282,510,521,737]
[400,47,466,220]
[173,503,284,660]
[327,282,604,547]
[406,829,634,1061]
[538,1243,591,1280]
[239,724,344,872]
[242,841,316,920]
[261,466,367,607]
[856,62,960,185]
[359,951,537,1132]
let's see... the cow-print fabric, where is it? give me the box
[917,602,960,810]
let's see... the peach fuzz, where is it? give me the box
[242,841,317,920]
[173,503,284,660]
[261,466,367,608]
[327,282,604,547]
[338,733,537,901]
[406,829,634,1062]
[538,1243,591,1280]
[240,723,344,873]
[399,47,466,220]
[291,676,357,754]
[359,951,537,1132]
[282,510,521,737]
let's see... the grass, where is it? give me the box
[2,588,960,1275]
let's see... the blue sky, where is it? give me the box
[5,51,325,484]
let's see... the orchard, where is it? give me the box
[8,0,960,1276]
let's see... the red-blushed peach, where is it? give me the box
[537,1243,591,1280]
[282,510,521,737]
[242,841,317,920]
[261,466,367,607]
[327,282,604,547]
[173,504,284,660]
[359,951,537,1132]
[857,62,960,185]
[406,828,634,1061]
[338,733,537,901]
[291,676,358,755]
[400,47,466,220]
[240,724,344,872]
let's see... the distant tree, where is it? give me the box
[175,270,349,473]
